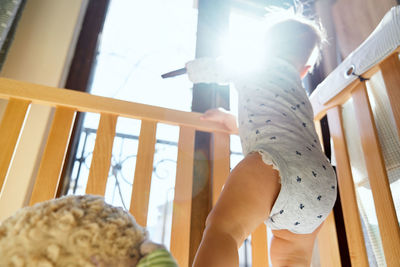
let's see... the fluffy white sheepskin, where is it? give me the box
[0,195,150,266]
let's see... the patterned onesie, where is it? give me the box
[186,57,337,234]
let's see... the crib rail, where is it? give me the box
[0,78,272,267]
[310,49,400,266]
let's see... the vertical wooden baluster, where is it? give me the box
[251,223,269,267]
[129,120,157,227]
[352,82,400,266]
[86,113,117,196]
[0,98,30,191]
[170,126,195,267]
[318,212,342,267]
[327,106,369,266]
[314,118,341,267]
[314,120,325,152]
[29,106,76,205]
[211,132,230,206]
[379,53,400,138]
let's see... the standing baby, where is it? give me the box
[186,9,337,267]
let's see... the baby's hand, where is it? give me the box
[200,108,238,132]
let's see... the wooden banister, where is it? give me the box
[129,120,157,227]
[310,49,400,121]
[30,106,76,205]
[327,106,369,266]
[0,78,238,267]
[86,113,117,195]
[0,78,233,135]
[170,126,195,267]
[0,98,30,191]
[352,82,400,266]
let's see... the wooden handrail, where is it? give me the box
[310,48,400,120]
[0,78,235,135]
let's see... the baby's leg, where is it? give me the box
[192,152,281,267]
[270,225,322,267]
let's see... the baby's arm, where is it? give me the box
[185,58,231,84]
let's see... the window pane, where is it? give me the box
[88,0,197,111]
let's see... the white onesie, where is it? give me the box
[186,57,337,234]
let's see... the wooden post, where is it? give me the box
[314,117,342,267]
[211,132,230,206]
[30,107,76,205]
[170,127,195,267]
[129,120,157,227]
[251,224,269,267]
[85,113,117,195]
[379,53,400,139]
[327,106,369,266]
[318,212,342,267]
[352,82,400,266]
[0,98,30,191]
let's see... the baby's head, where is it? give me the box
[263,8,326,76]
[0,195,176,266]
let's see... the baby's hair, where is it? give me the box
[263,4,327,70]
[0,195,147,266]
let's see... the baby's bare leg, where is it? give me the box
[270,224,322,267]
[192,152,280,267]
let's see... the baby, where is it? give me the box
[185,10,337,267]
[0,195,178,267]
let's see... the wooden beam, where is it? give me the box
[211,132,230,206]
[251,223,269,267]
[170,126,195,267]
[352,82,400,266]
[85,113,117,195]
[314,117,342,266]
[129,120,157,227]
[310,48,400,121]
[0,78,234,134]
[30,107,76,205]
[379,52,400,139]
[0,98,30,191]
[327,106,369,266]
[317,212,342,267]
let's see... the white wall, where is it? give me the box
[0,0,88,220]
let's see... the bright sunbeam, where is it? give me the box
[220,12,267,75]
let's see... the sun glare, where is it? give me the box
[221,12,267,74]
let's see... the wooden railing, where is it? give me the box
[0,78,269,267]
[310,48,400,267]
